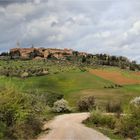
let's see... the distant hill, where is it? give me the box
[0,47,140,71]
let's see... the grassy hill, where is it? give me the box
[1,66,140,109]
[0,59,140,139]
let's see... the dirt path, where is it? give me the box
[37,113,110,140]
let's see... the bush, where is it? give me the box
[87,111,116,129]
[106,101,122,114]
[117,107,140,139]
[20,72,29,78]
[77,96,96,111]
[85,99,140,139]
[7,115,42,140]
[44,92,63,107]
[130,96,140,107]
[0,122,6,139]
[52,99,71,113]
[0,86,47,139]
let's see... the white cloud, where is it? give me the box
[129,21,140,35]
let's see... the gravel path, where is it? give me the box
[37,113,110,140]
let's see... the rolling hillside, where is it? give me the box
[0,60,140,140]
[1,66,140,108]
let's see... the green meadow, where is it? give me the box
[1,70,140,109]
[0,62,140,139]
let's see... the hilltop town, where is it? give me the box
[0,46,140,71]
[9,47,87,60]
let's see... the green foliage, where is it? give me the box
[42,92,64,107]
[0,85,48,140]
[85,103,140,139]
[77,96,96,111]
[106,101,122,113]
[96,54,140,70]
[0,59,80,77]
[104,84,123,89]
[0,70,140,109]
[0,51,139,78]
[130,96,140,106]
[7,115,42,140]
[52,99,71,113]
[20,72,29,78]
[0,121,6,139]
[87,110,116,129]
[117,107,140,139]
[0,54,139,139]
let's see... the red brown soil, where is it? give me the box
[89,69,140,85]
[134,72,140,76]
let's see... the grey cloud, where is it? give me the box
[0,0,27,6]
[0,0,140,63]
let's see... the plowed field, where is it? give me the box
[89,69,140,85]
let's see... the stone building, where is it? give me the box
[10,47,74,60]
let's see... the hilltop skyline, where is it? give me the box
[0,0,140,62]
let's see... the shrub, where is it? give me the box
[0,122,6,139]
[117,107,140,139]
[77,96,96,111]
[52,99,71,113]
[44,92,63,107]
[80,67,87,72]
[20,72,29,78]
[7,115,42,140]
[0,86,47,139]
[130,96,140,107]
[106,101,122,114]
[42,70,49,75]
[85,99,140,139]
[87,111,116,129]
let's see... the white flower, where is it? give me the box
[52,99,70,113]
[130,97,140,106]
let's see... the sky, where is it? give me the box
[0,0,140,62]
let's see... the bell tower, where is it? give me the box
[16,41,20,48]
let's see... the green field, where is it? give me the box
[1,69,140,109]
[0,61,140,140]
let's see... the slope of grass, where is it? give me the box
[0,71,113,107]
[1,69,140,108]
[0,71,113,93]
[1,59,140,139]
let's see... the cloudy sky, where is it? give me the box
[0,0,140,62]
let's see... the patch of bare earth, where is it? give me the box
[134,72,140,76]
[89,69,140,85]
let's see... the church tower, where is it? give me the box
[16,41,20,48]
